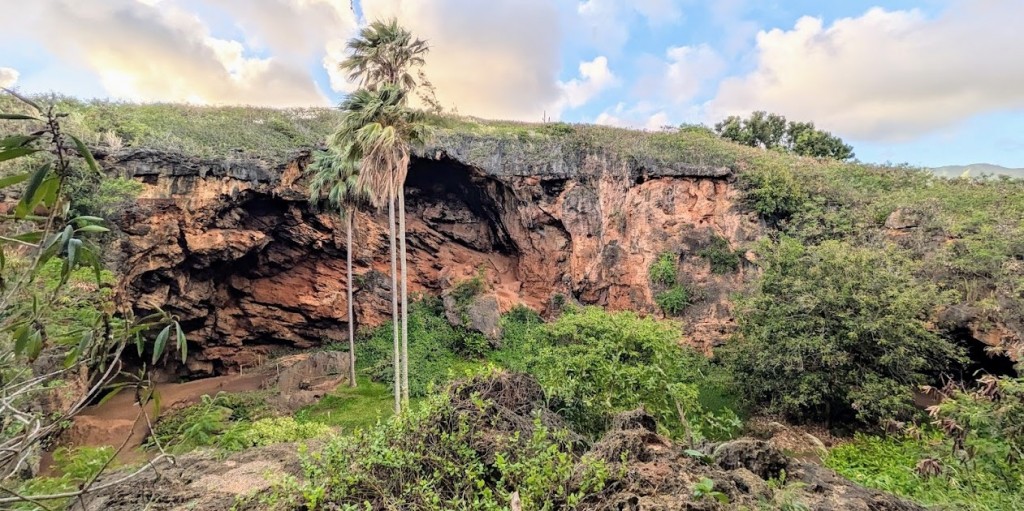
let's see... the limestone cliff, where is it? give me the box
[109,135,762,375]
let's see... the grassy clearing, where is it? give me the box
[294,377,421,432]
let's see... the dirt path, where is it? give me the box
[47,371,273,471]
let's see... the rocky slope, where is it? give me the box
[108,134,761,375]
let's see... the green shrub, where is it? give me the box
[726,237,964,427]
[739,160,808,220]
[148,391,272,453]
[282,376,610,510]
[12,446,115,510]
[648,252,678,286]
[496,306,739,440]
[359,298,489,396]
[69,176,144,218]
[698,236,742,274]
[219,417,334,451]
[655,285,690,316]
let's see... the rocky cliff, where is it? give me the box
[109,135,762,375]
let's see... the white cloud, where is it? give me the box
[204,0,358,94]
[1,0,329,107]
[0,68,18,88]
[664,44,726,102]
[707,1,1024,141]
[558,56,618,110]
[594,102,671,130]
[577,0,684,53]
[360,0,565,121]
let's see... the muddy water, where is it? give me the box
[43,371,272,473]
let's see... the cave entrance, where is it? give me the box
[949,327,1018,380]
[405,156,518,255]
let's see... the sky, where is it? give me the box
[1,0,1023,168]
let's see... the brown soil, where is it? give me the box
[46,370,273,472]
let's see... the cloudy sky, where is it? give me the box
[1,0,1022,167]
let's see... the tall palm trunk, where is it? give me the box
[346,211,357,388]
[388,193,401,414]
[398,185,410,404]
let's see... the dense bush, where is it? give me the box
[726,237,964,427]
[497,306,739,440]
[698,236,742,274]
[655,285,691,316]
[274,373,611,510]
[648,252,678,286]
[220,417,334,451]
[738,160,809,221]
[359,297,488,396]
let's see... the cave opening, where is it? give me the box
[949,327,1018,380]
[405,156,518,256]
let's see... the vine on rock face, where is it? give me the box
[0,90,184,507]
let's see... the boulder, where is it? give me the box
[884,208,923,230]
[271,351,350,411]
[443,292,503,343]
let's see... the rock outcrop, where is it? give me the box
[110,135,762,375]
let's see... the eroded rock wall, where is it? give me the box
[111,138,761,375]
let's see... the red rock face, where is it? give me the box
[111,143,762,376]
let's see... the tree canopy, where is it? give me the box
[715,111,855,160]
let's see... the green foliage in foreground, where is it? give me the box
[827,432,1024,511]
[727,237,964,427]
[12,446,114,510]
[497,306,740,440]
[146,390,325,453]
[266,375,611,511]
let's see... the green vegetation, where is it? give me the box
[827,431,1023,511]
[698,235,743,274]
[655,285,691,316]
[358,297,489,396]
[496,306,739,440]
[295,377,417,431]
[11,446,115,511]
[727,237,964,427]
[267,372,612,510]
[714,111,854,160]
[648,252,678,286]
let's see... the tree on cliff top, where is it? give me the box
[332,19,431,412]
[308,149,367,388]
[715,111,855,160]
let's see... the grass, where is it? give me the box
[826,433,1024,511]
[294,377,422,432]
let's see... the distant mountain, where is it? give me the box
[929,163,1024,179]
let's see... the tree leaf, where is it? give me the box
[175,321,188,361]
[0,172,29,189]
[0,146,39,162]
[0,135,39,149]
[97,385,127,406]
[67,238,82,270]
[135,332,144,358]
[75,224,110,234]
[15,162,52,218]
[69,135,100,174]
[2,87,42,112]
[13,324,29,356]
[73,215,105,224]
[0,113,40,120]
[152,324,172,364]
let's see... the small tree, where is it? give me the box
[714,111,854,160]
[0,91,180,506]
[726,237,963,427]
[308,149,367,388]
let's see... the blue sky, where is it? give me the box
[1,0,1022,167]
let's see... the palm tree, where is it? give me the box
[330,86,429,411]
[307,149,365,388]
[340,18,428,93]
[336,19,430,408]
